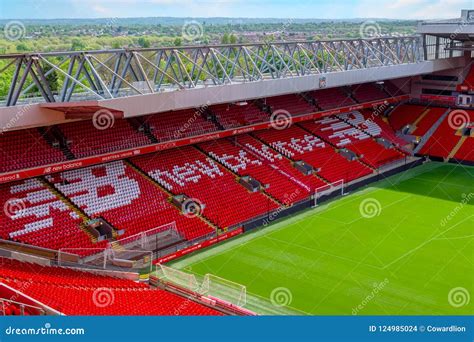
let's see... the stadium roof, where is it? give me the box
[418,9,474,41]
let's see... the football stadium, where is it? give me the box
[0,7,473,321]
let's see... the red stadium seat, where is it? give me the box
[144,109,219,141]
[211,103,269,129]
[254,126,372,183]
[351,83,388,103]
[0,178,108,255]
[309,88,355,110]
[132,146,279,228]
[0,128,67,173]
[0,257,222,316]
[58,119,151,159]
[46,161,214,241]
[199,136,325,204]
[264,94,316,115]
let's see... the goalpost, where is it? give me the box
[200,274,247,307]
[112,222,180,251]
[313,179,345,207]
[159,264,200,291]
[155,265,247,307]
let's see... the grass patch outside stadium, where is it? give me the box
[167,162,474,315]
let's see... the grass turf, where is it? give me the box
[170,162,474,315]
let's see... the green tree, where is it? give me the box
[71,39,86,51]
[138,37,150,48]
[112,41,122,49]
[229,34,237,44]
[16,43,29,52]
[221,33,230,44]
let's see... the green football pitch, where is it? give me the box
[170,162,474,315]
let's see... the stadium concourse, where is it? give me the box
[1,10,474,315]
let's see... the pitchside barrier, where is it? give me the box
[156,264,247,308]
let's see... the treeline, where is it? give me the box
[0,20,418,54]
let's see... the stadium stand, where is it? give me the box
[411,107,447,136]
[58,119,151,158]
[351,83,388,102]
[383,81,406,97]
[254,126,372,182]
[264,94,316,115]
[420,109,474,160]
[308,87,355,110]
[131,146,279,228]
[388,104,447,136]
[198,137,322,204]
[45,161,214,241]
[0,178,108,255]
[453,135,474,161]
[211,103,269,129]
[143,108,219,142]
[0,85,409,176]
[300,115,404,168]
[235,134,327,192]
[0,258,222,315]
[389,104,428,131]
[0,128,67,173]
[359,110,408,147]
[0,85,418,258]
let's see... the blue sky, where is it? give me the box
[0,0,472,19]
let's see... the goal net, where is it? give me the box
[200,274,247,307]
[159,264,200,291]
[313,179,345,207]
[57,247,153,275]
[112,222,182,251]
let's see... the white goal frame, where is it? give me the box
[313,179,345,207]
[159,264,200,291]
[200,274,247,307]
[112,221,179,251]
